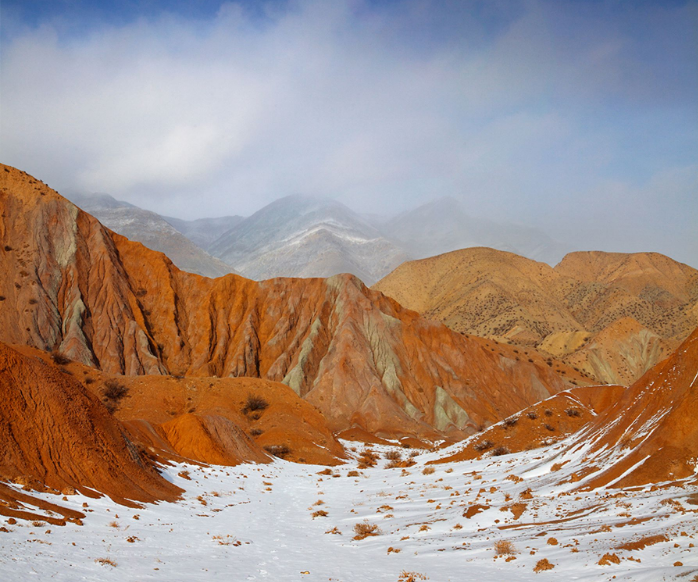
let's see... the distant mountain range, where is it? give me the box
[67,193,237,279]
[67,192,573,284]
[207,194,410,284]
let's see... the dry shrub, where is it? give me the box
[385,450,402,461]
[312,510,328,518]
[527,410,538,420]
[249,428,263,437]
[494,540,517,556]
[565,408,581,417]
[353,521,381,540]
[544,424,555,432]
[358,449,379,468]
[398,572,429,581]
[95,558,117,567]
[474,440,494,452]
[503,416,518,428]
[101,379,129,412]
[178,470,191,480]
[347,470,360,477]
[325,527,342,535]
[243,394,269,414]
[50,351,71,365]
[422,467,435,475]
[264,444,291,459]
[491,446,510,457]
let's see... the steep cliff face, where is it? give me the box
[0,164,570,436]
[0,341,180,505]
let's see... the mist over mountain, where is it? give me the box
[163,215,244,251]
[66,192,577,284]
[207,194,410,284]
[382,197,573,266]
[68,192,237,279]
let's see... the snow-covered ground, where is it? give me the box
[1,439,696,581]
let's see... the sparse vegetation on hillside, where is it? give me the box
[243,394,269,415]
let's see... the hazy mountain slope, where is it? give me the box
[373,247,698,385]
[382,197,572,266]
[163,215,244,251]
[70,193,236,278]
[0,164,571,437]
[209,194,410,284]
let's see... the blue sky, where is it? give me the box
[1,0,696,266]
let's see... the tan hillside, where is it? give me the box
[374,247,698,385]
[0,164,573,439]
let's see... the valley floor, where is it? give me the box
[1,439,696,582]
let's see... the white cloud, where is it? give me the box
[0,0,695,265]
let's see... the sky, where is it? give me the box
[1,0,697,266]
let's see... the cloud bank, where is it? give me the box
[1,0,696,265]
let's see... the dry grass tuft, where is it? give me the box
[494,540,517,556]
[353,521,381,540]
[397,572,429,581]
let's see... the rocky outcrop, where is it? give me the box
[0,164,571,437]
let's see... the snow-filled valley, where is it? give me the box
[1,439,696,582]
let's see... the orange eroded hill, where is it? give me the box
[373,247,698,385]
[561,325,698,488]
[438,326,698,489]
[434,384,627,463]
[0,341,181,508]
[10,345,346,466]
[0,164,572,437]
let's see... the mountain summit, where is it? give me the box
[209,194,409,284]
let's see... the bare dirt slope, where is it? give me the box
[374,247,698,385]
[0,341,181,506]
[0,164,571,438]
[438,324,698,488]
